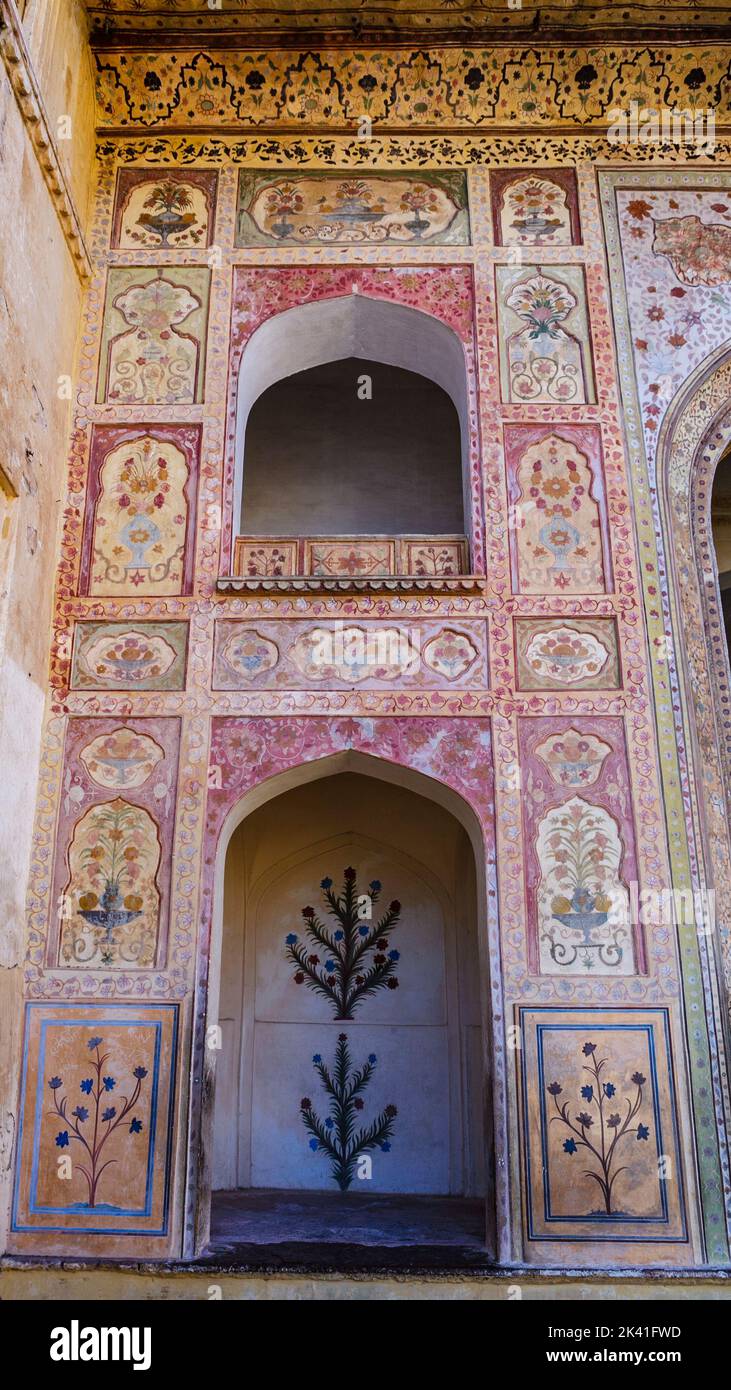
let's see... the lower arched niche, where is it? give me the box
[207,763,492,1255]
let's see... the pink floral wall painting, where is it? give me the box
[211,620,487,690]
[514,618,621,691]
[70,621,188,691]
[78,728,164,791]
[496,263,595,404]
[611,180,731,475]
[519,717,639,976]
[504,425,611,594]
[50,718,180,969]
[80,424,200,596]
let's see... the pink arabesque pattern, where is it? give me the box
[615,183,731,482]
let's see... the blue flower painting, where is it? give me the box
[47,1037,147,1208]
[547,1042,651,1216]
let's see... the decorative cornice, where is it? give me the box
[216,575,484,594]
[99,131,731,165]
[0,0,91,281]
[92,43,731,134]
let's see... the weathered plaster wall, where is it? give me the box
[0,0,93,1249]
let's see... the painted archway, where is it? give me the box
[211,769,486,1205]
[221,267,485,575]
[186,729,505,1260]
[657,345,731,1037]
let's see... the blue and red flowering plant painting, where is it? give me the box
[48,1036,147,1209]
[285,867,402,1020]
[300,1034,398,1190]
[548,1042,650,1215]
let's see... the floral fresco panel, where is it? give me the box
[236,170,469,247]
[490,169,580,246]
[504,424,611,595]
[11,1003,178,1254]
[62,800,161,970]
[112,168,218,248]
[610,179,731,475]
[51,717,180,969]
[518,1008,688,1252]
[97,266,211,405]
[70,621,188,691]
[515,617,621,690]
[81,424,200,596]
[496,263,595,404]
[212,620,488,689]
[518,717,640,975]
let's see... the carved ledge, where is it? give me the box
[217,574,483,594]
[0,0,92,282]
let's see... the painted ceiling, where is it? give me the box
[82,0,731,43]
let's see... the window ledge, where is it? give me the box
[216,574,482,595]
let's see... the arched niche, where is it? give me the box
[231,294,473,567]
[195,750,498,1259]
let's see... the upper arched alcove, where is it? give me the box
[231,294,472,574]
[242,356,463,536]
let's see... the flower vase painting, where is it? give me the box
[497,264,595,404]
[61,799,161,968]
[536,798,633,974]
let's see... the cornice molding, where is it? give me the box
[92,43,731,134]
[0,0,91,281]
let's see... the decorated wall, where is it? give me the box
[7,33,731,1270]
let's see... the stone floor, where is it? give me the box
[205,1189,490,1271]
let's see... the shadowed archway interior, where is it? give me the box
[241,356,464,536]
[232,292,473,557]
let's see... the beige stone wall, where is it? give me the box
[0,0,93,1250]
[1,1264,730,1301]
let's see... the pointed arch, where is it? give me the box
[186,749,505,1262]
[231,293,474,565]
[656,342,731,1027]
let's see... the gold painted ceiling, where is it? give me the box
[83,0,731,43]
